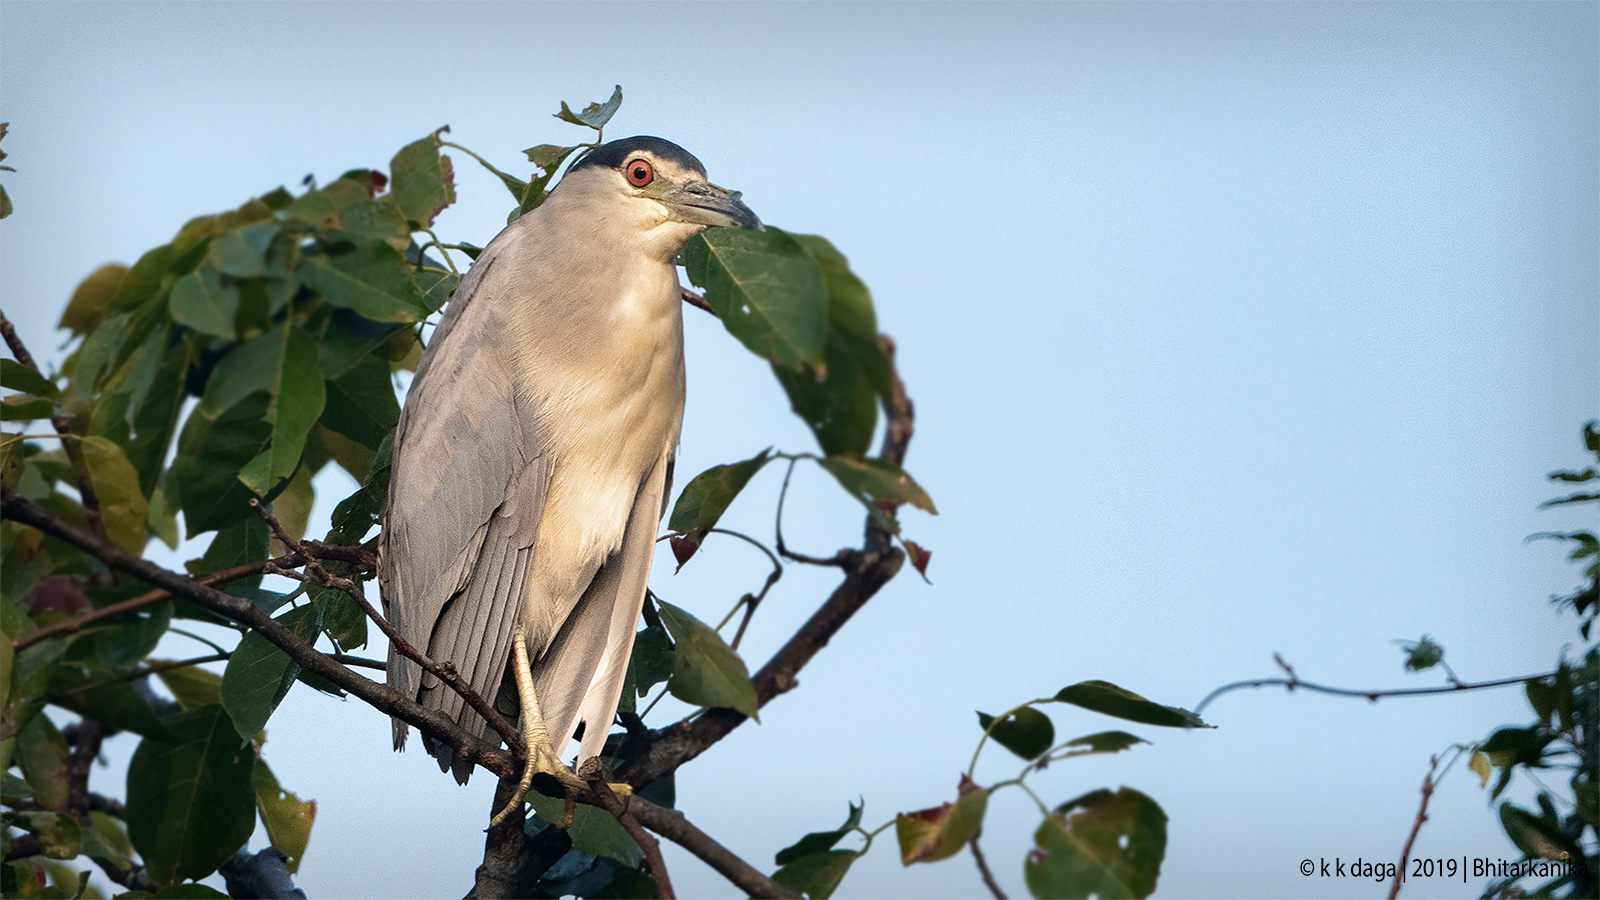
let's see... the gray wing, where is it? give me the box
[378,239,548,776]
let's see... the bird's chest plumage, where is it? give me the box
[499,240,686,608]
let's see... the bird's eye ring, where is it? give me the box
[626,159,654,188]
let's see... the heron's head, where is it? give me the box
[555,136,762,260]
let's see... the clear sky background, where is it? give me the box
[2,2,1596,898]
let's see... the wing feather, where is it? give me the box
[380,222,549,763]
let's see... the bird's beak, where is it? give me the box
[662,181,764,231]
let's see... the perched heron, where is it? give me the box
[378,136,761,823]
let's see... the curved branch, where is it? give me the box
[2,485,516,779]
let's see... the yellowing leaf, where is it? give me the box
[79,436,150,553]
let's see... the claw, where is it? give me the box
[489,629,587,827]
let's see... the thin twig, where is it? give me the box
[680,287,715,316]
[1194,669,1559,716]
[1,307,107,544]
[2,486,517,779]
[14,556,298,651]
[250,499,524,759]
[971,834,1007,900]
[773,458,850,567]
[579,759,676,899]
[1389,756,1440,900]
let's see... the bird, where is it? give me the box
[377,136,761,824]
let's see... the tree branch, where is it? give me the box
[621,794,801,899]
[578,759,675,899]
[1,485,516,779]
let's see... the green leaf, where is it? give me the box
[772,851,858,900]
[254,761,314,874]
[125,705,257,885]
[16,714,70,811]
[207,224,277,277]
[776,235,892,456]
[1396,635,1444,672]
[328,199,409,250]
[49,673,171,740]
[388,131,455,228]
[526,793,642,867]
[684,228,829,372]
[173,392,274,535]
[817,454,937,532]
[169,268,240,340]
[1,360,59,399]
[667,450,773,567]
[776,802,863,865]
[320,352,399,451]
[97,600,173,666]
[155,663,223,712]
[301,243,430,323]
[1065,731,1149,754]
[2,397,55,421]
[188,516,270,591]
[79,436,151,554]
[1499,802,1581,863]
[524,144,581,171]
[84,810,134,872]
[556,85,623,130]
[978,707,1055,760]
[1052,681,1206,729]
[16,812,81,860]
[620,624,674,713]
[312,584,366,652]
[656,600,760,720]
[60,263,130,337]
[1024,787,1167,900]
[895,776,988,865]
[317,309,406,380]
[220,605,317,739]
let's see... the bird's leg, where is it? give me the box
[489,628,587,828]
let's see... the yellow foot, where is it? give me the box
[488,628,588,828]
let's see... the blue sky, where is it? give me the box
[2,3,1596,898]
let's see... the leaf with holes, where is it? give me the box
[978,707,1055,761]
[774,235,891,455]
[555,85,623,130]
[1025,787,1167,900]
[254,762,315,874]
[656,600,759,720]
[388,130,455,228]
[684,228,828,372]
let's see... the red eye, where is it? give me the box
[626,159,654,187]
